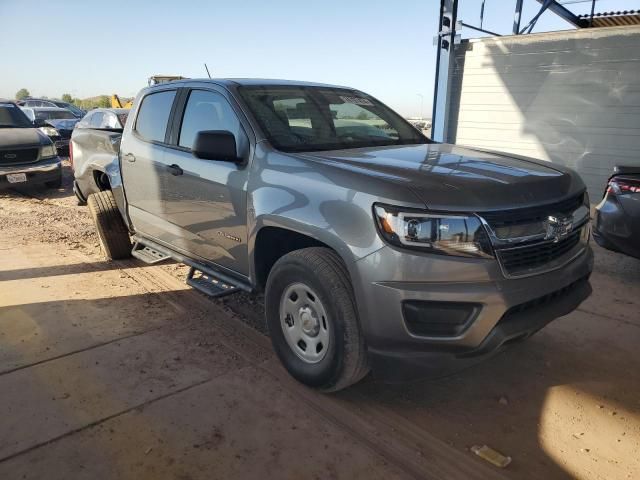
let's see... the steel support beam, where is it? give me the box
[534,0,589,28]
[513,0,524,34]
[431,0,458,142]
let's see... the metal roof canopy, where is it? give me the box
[578,9,640,27]
[431,0,639,142]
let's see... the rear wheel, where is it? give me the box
[265,247,369,392]
[87,191,132,260]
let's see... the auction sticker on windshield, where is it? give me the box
[339,96,374,106]
[7,173,27,183]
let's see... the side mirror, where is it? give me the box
[192,130,239,162]
[33,118,46,127]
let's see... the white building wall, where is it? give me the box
[447,25,640,198]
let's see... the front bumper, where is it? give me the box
[351,239,594,364]
[0,157,62,189]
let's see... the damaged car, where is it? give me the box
[20,107,79,155]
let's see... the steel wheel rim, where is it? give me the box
[279,282,330,364]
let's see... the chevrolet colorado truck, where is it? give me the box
[82,79,593,391]
[0,99,62,190]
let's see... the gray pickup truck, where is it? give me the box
[77,79,593,391]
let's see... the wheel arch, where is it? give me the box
[251,219,355,292]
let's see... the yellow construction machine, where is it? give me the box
[110,94,133,109]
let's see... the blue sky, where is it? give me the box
[0,0,632,116]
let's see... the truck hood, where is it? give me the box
[0,127,47,149]
[297,143,583,211]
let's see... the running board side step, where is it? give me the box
[186,267,240,298]
[131,241,171,264]
[131,236,252,298]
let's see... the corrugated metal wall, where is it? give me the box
[447,25,640,199]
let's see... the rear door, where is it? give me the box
[119,88,179,241]
[159,87,252,275]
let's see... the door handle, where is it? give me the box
[124,153,136,162]
[167,164,183,176]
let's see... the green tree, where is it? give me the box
[61,93,73,103]
[356,111,370,120]
[15,88,30,100]
[97,95,110,108]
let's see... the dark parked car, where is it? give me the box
[0,100,62,189]
[18,98,86,118]
[593,166,640,259]
[20,107,79,155]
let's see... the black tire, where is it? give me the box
[265,247,369,392]
[44,174,62,189]
[73,182,87,206]
[87,191,132,260]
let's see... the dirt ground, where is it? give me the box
[0,161,638,480]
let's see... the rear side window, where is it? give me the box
[101,113,119,129]
[178,90,242,149]
[90,112,104,128]
[135,90,176,143]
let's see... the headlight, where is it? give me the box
[373,204,494,258]
[40,144,57,158]
[39,126,59,137]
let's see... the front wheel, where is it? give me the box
[265,247,369,392]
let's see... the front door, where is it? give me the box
[158,88,251,276]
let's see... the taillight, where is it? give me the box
[68,141,74,169]
[607,177,640,195]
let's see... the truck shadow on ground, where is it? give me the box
[0,260,170,282]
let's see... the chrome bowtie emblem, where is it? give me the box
[3,153,17,159]
[545,215,573,243]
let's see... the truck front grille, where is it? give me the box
[478,192,588,277]
[0,147,39,166]
[480,193,585,229]
[497,230,582,276]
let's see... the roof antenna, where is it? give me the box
[204,63,212,79]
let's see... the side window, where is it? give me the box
[90,112,104,128]
[135,90,176,143]
[178,90,243,149]
[101,113,119,129]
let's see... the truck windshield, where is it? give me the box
[0,103,33,128]
[239,86,429,152]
